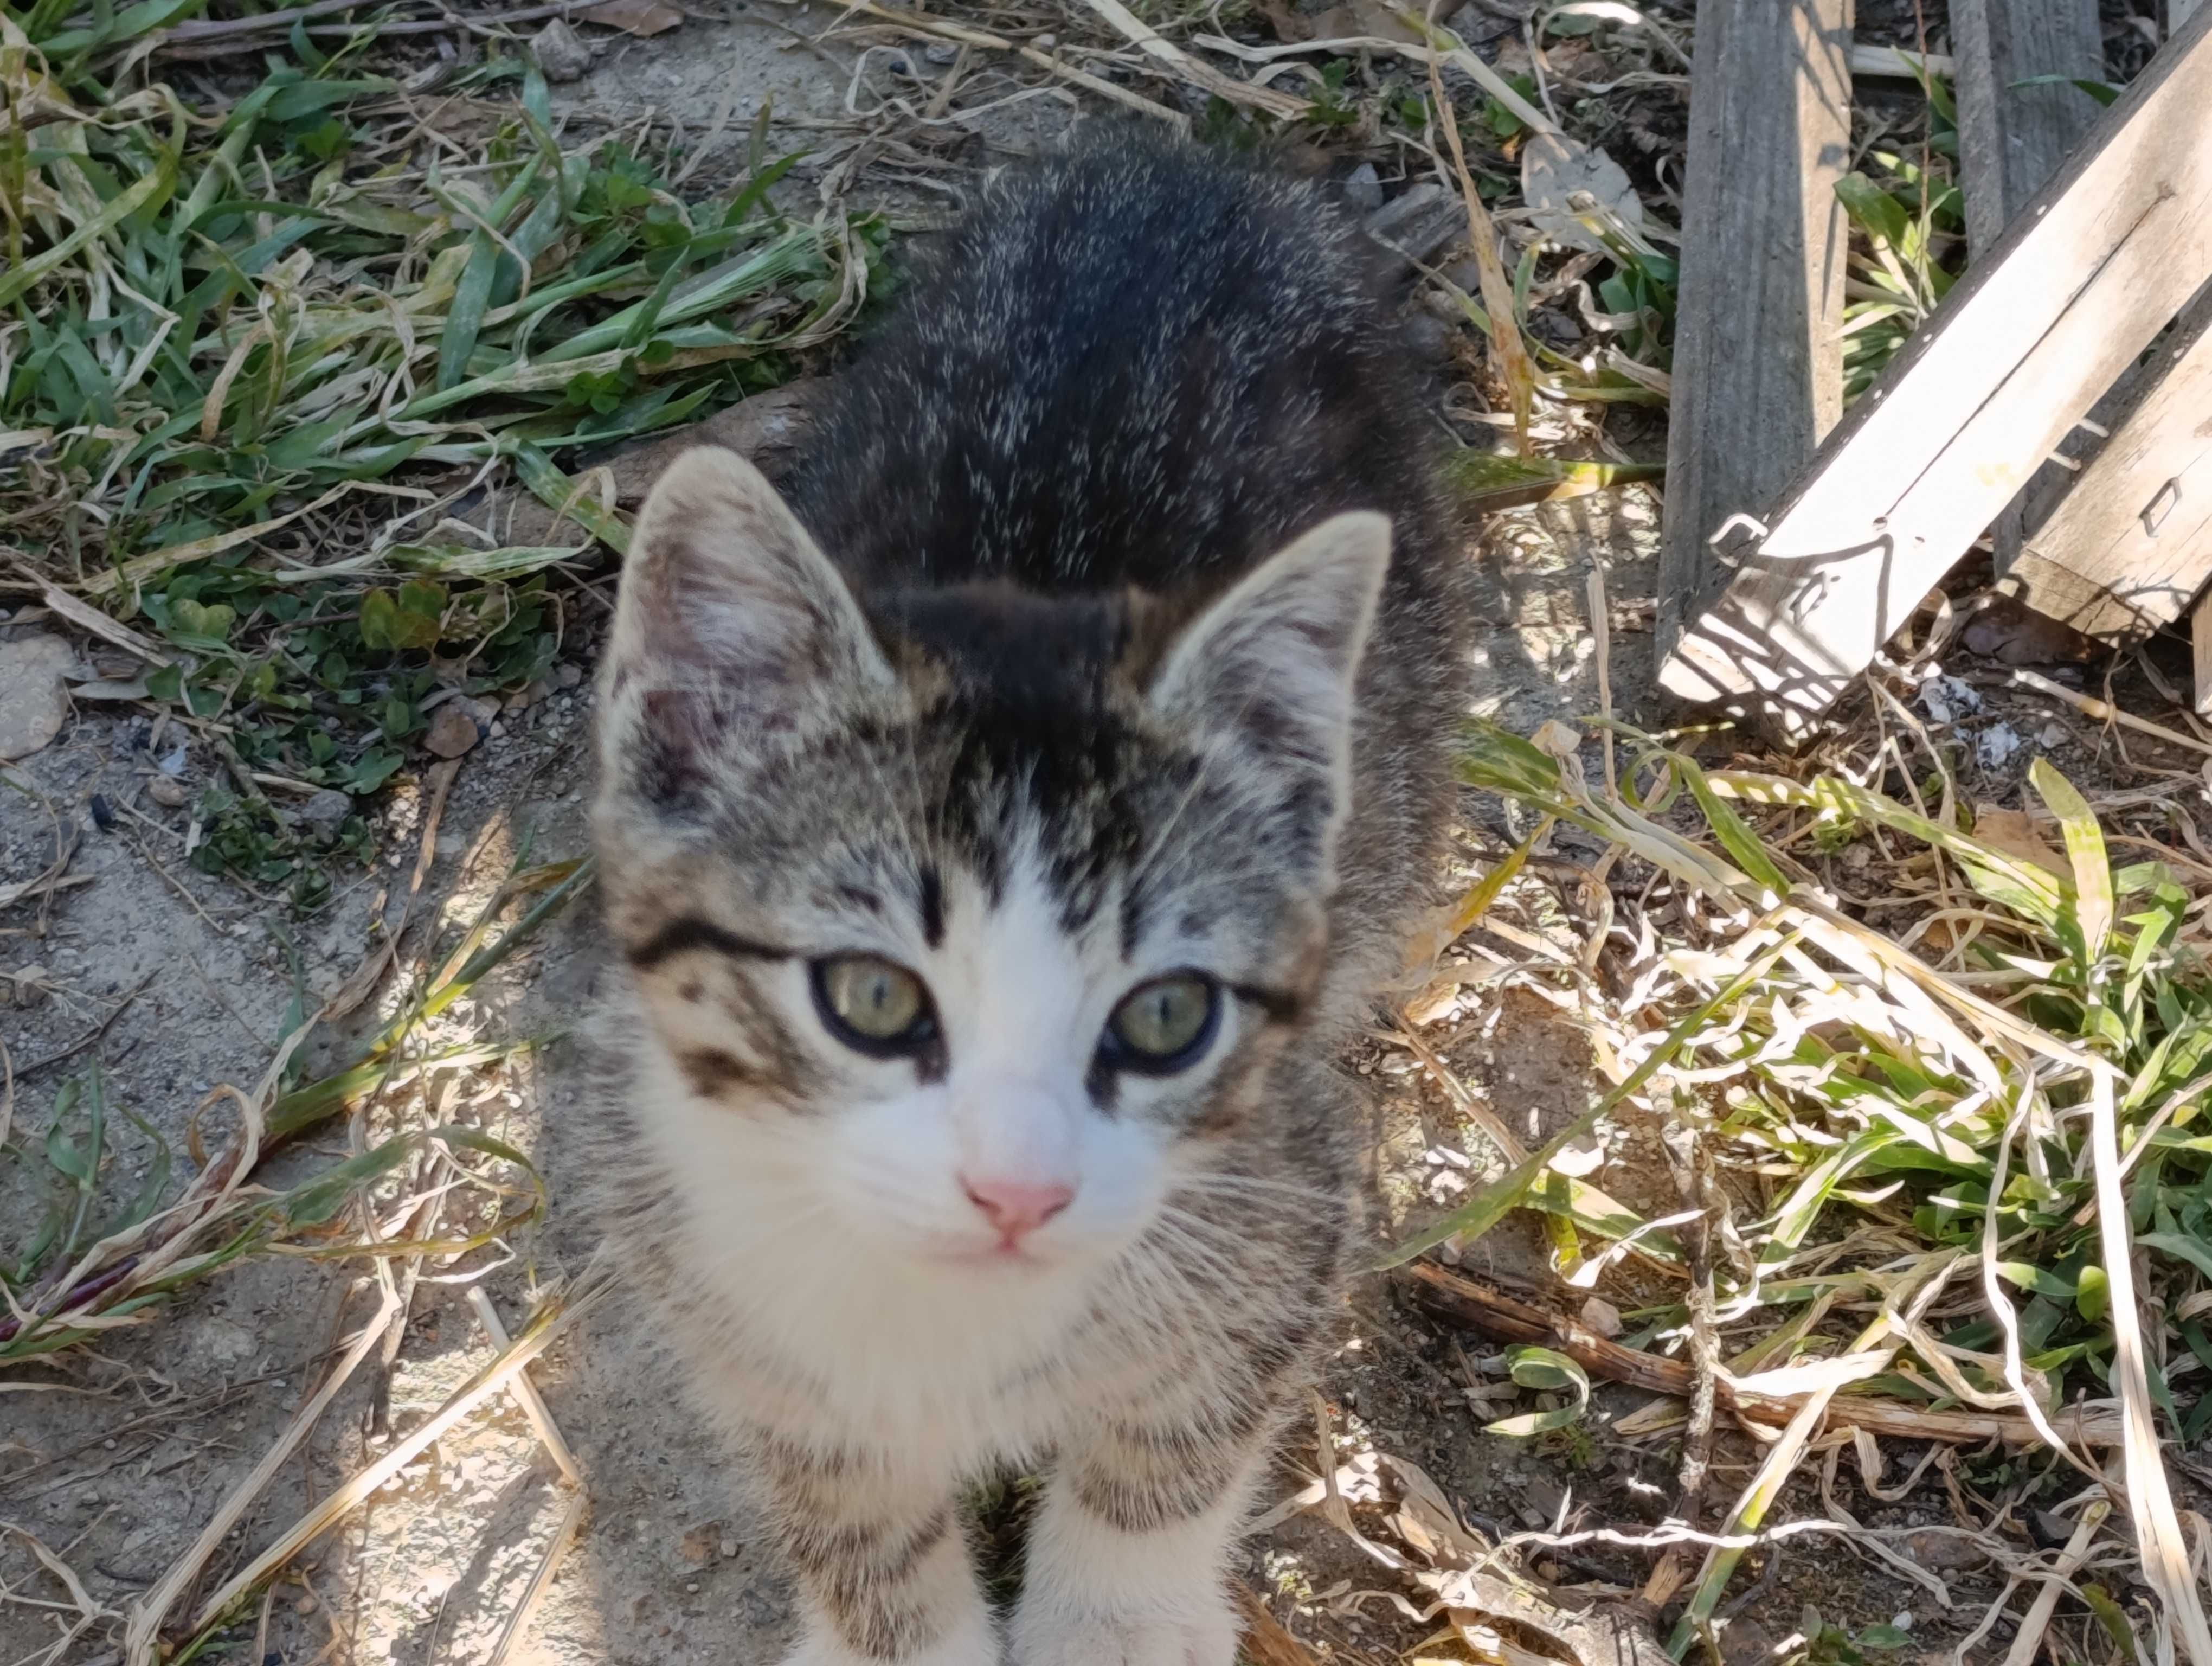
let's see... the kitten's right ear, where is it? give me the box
[599,446,893,801]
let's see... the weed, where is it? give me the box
[2,21,880,897]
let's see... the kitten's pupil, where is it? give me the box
[814,954,931,1048]
[1105,973,1218,1070]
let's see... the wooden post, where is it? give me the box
[2006,287,2212,639]
[1952,0,2105,261]
[1654,0,1854,670]
[1951,0,2106,566]
[1659,4,2212,739]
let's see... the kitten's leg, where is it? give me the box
[1009,1416,1273,1666]
[757,1437,996,1666]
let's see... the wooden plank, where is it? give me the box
[1952,0,2105,567]
[1654,0,1854,669]
[2007,287,2212,639]
[1952,0,2105,260]
[1658,3,2212,739]
[2194,591,2212,716]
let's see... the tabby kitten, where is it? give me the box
[588,131,1469,1666]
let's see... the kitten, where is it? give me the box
[587,130,1470,1666]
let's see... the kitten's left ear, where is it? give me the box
[1148,510,1390,791]
[599,447,895,800]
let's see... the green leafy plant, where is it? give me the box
[1836,74,1967,398]
[1482,1344,1592,1436]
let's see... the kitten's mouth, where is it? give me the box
[925,1236,1060,1272]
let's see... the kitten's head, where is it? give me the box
[594,447,1385,1281]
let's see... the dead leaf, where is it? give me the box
[1531,717,1583,758]
[1303,0,1425,41]
[28,581,172,664]
[582,0,683,35]
[1377,1453,1489,1568]
[1971,804,2070,880]
[1231,1588,1327,1666]
[1960,591,2100,665]
[1404,978,1461,1027]
[1521,131,1644,254]
[1424,1567,1674,1666]
[70,677,150,702]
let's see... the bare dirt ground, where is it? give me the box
[10,5,2189,1665]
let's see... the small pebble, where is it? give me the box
[147,774,189,808]
[530,17,591,81]
[424,703,481,759]
[300,789,351,834]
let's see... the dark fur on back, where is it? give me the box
[782,129,1468,997]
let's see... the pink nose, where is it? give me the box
[960,1176,1075,1241]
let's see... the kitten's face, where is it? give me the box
[594,448,1386,1284]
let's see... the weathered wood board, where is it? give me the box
[1658,3,2212,739]
[2007,287,2212,640]
[2194,592,2212,715]
[1653,0,1854,670]
[1951,0,2106,566]
[1952,0,2105,260]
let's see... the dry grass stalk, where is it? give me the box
[170,1272,610,1649]
[1074,0,1306,117]
[484,1487,589,1666]
[1419,13,1536,453]
[2013,667,2212,760]
[467,1284,582,1487]
[1997,1500,2110,1666]
[1189,10,1557,134]
[839,0,1190,129]
[121,1283,402,1663]
[2086,1065,2212,1665]
[323,755,462,1022]
[0,1523,113,1666]
[1400,1261,2125,1447]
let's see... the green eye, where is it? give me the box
[1103,973,1220,1073]
[812,954,935,1054]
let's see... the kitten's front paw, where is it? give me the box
[779,1619,1001,1666]
[1011,1598,1239,1666]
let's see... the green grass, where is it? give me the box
[3,14,880,900]
[1837,68,1966,400]
[1391,720,2212,1659]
